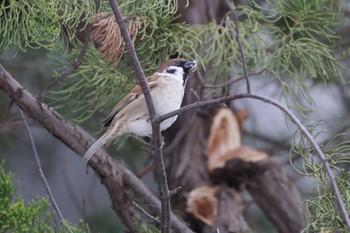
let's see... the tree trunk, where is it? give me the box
[163,1,306,232]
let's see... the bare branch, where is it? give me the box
[169,186,182,196]
[40,26,91,97]
[108,1,172,232]
[19,109,65,225]
[225,0,250,93]
[132,201,161,226]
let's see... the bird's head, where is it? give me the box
[158,58,197,86]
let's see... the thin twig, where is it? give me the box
[169,186,182,196]
[190,88,201,101]
[198,69,265,89]
[225,0,251,93]
[253,97,350,229]
[108,1,172,232]
[288,122,350,164]
[137,159,153,178]
[156,93,350,229]
[132,201,161,226]
[19,110,65,224]
[40,26,91,98]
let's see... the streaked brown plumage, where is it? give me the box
[84,58,197,162]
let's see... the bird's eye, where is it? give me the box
[174,61,181,66]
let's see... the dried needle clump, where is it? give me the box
[90,13,146,66]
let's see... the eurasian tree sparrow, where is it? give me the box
[84,58,197,162]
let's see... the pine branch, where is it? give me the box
[19,109,66,226]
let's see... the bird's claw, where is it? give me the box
[142,137,165,154]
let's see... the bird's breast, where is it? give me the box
[153,80,184,115]
[126,79,184,136]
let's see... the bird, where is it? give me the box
[83,58,197,162]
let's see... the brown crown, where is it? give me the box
[156,58,188,72]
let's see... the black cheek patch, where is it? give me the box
[166,68,177,74]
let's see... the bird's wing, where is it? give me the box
[102,75,159,127]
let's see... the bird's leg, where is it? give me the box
[129,135,162,153]
[142,136,165,154]
[137,137,165,178]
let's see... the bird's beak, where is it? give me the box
[184,60,197,71]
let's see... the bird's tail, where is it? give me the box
[83,133,108,162]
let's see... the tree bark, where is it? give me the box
[203,187,250,233]
[211,158,306,233]
[165,104,252,232]
[245,160,306,233]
